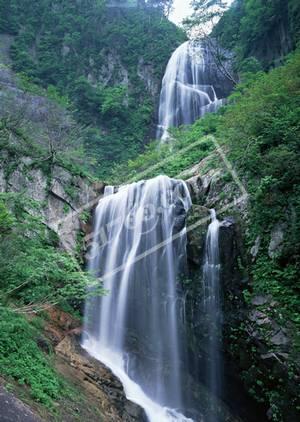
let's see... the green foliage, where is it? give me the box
[109,125,215,184]
[17,73,70,108]
[184,0,228,36]
[101,85,128,117]
[0,109,90,180]
[1,0,185,179]
[0,308,64,407]
[213,51,300,329]
[0,200,14,234]
[0,193,104,311]
[238,56,263,75]
[252,258,300,325]
[214,0,300,69]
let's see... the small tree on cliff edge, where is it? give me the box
[142,0,174,16]
[184,0,238,85]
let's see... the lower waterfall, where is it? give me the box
[82,175,193,421]
[202,210,222,422]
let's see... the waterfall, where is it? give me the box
[202,209,222,422]
[82,175,193,422]
[157,41,225,141]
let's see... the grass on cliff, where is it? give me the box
[108,114,221,184]
[0,308,65,408]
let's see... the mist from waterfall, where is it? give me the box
[157,41,224,141]
[82,176,193,421]
[202,209,222,422]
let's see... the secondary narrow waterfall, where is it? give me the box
[202,210,222,422]
[157,41,224,140]
[82,176,193,421]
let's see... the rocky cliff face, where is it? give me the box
[56,335,146,422]
[31,307,146,422]
[0,37,104,251]
[0,154,102,251]
[184,155,300,421]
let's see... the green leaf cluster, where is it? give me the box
[0,308,64,408]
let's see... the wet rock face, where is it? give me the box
[184,155,300,421]
[184,212,267,422]
[0,154,103,251]
[56,335,146,422]
[219,217,245,296]
[186,205,210,265]
[197,39,235,99]
[40,308,146,422]
[268,223,286,258]
[184,159,274,421]
[0,386,42,422]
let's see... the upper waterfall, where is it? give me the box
[157,41,227,141]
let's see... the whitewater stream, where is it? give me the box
[157,41,224,141]
[83,41,225,421]
[82,176,193,421]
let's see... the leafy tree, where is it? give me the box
[183,1,238,85]
[184,0,228,36]
[101,86,128,118]
[144,0,174,16]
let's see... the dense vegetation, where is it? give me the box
[0,0,184,178]
[217,50,300,420]
[215,50,300,326]
[0,308,66,408]
[214,0,300,69]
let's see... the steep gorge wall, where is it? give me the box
[184,157,300,422]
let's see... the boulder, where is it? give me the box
[186,205,211,265]
[250,236,261,261]
[268,223,286,258]
[270,330,289,346]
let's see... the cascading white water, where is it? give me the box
[157,41,224,141]
[202,209,222,422]
[82,175,193,422]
